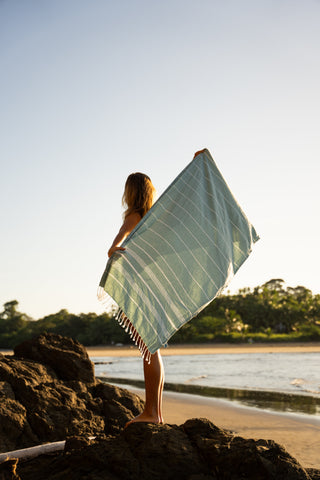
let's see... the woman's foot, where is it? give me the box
[125,410,163,428]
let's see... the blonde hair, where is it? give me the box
[122,172,156,219]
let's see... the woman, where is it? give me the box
[108,172,164,424]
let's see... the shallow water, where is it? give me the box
[99,376,320,418]
[92,351,320,417]
[93,352,320,396]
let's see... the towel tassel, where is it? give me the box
[97,288,152,363]
[114,308,151,364]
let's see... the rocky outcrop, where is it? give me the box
[13,333,95,383]
[0,333,144,453]
[1,419,319,480]
[0,333,319,480]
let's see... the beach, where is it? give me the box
[86,343,320,469]
[2,343,319,468]
[4,341,320,358]
[86,342,320,357]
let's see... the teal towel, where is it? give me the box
[98,149,259,360]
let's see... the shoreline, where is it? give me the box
[121,383,320,469]
[86,342,320,357]
[2,342,320,358]
[99,376,320,417]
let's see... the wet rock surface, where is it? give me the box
[0,333,319,479]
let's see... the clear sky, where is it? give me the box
[1,0,319,319]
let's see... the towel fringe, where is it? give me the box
[116,308,152,363]
[97,287,152,364]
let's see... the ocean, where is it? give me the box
[92,351,320,418]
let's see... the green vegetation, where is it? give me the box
[1,279,320,349]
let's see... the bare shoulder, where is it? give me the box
[123,212,142,231]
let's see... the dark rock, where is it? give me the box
[122,422,203,479]
[0,398,38,452]
[0,458,19,480]
[14,333,95,383]
[0,381,15,400]
[0,353,57,389]
[10,420,318,480]
[64,435,94,453]
[93,382,145,434]
[307,469,320,480]
[93,382,144,415]
[0,335,144,453]
[183,418,310,480]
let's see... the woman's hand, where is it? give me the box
[107,212,141,259]
[193,148,206,158]
[108,246,125,258]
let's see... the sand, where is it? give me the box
[86,342,320,357]
[3,341,320,358]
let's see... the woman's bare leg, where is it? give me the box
[156,351,164,423]
[126,350,164,425]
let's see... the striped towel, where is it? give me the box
[98,149,259,361]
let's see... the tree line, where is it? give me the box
[1,279,320,349]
